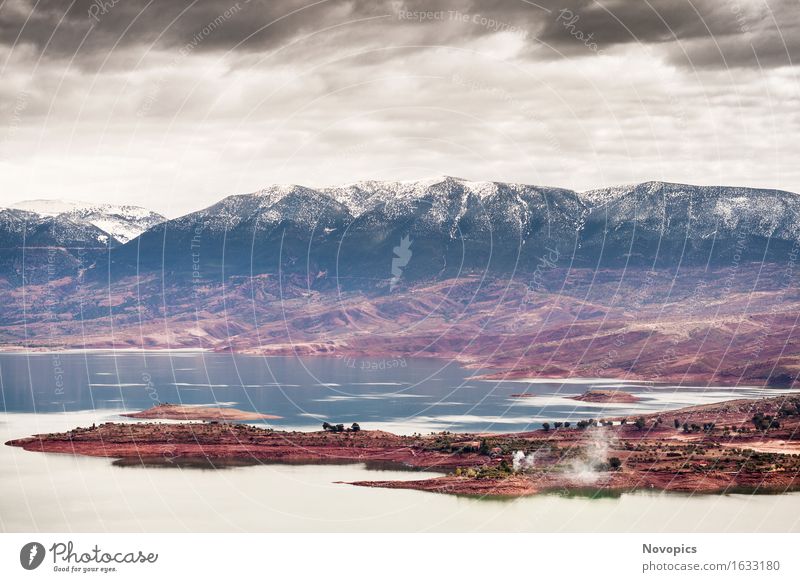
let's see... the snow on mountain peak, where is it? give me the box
[8,199,165,244]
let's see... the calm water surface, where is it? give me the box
[1,352,798,532]
[1,351,793,433]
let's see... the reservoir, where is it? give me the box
[1,352,798,532]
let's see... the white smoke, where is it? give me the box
[512,450,536,472]
[567,427,616,485]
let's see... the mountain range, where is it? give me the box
[4,177,797,287]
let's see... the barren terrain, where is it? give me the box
[8,394,800,497]
[122,403,281,421]
[1,265,799,388]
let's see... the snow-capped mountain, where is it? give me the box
[107,176,586,282]
[580,181,800,266]
[0,206,115,248]
[101,177,800,285]
[582,181,800,240]
[8,200,165,244]
[0,206,111,283]
[165,176,585,236]
[0,200,165,283]
[4,178,799,287]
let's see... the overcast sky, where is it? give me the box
[0,0,798,217]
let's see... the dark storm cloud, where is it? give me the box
[531,0,800,69]
[457,0,799,69]
[0,0,428,65]
[0,0,478,59]
[0,0,358,59]
[1,0,797,69]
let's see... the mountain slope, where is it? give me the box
[580,181,800,266]
[0,201,165,283]
[105,176,587,286]
[5,178,799,288]
[9,200,165,244]
[0,207,113,283]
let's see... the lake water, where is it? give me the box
[1,351,799,532]
[1,351,793,433]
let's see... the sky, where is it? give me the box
[0,0,798,217]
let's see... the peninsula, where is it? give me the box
[7,395,800,497]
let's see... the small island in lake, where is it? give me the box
[570,389,640,403]
[7,395,800,497]
[122,403,282,421]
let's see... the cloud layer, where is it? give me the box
[0,0,798,216]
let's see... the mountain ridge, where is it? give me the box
[3,178,799,286]
[5,199,165,244]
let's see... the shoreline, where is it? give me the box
[7,395,800,498]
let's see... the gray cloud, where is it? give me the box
[534,0,800,69]
[0,0,362,61]
[2,0,797,70]
[0,0,798,216]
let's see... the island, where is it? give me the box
[570,389,640,403]
[121,403,282,421]
[7,395,800,497]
